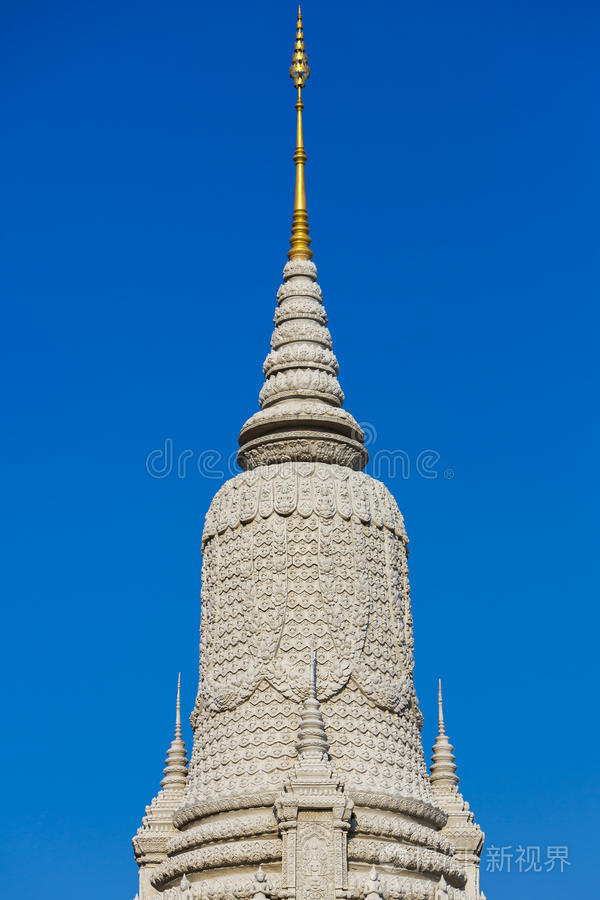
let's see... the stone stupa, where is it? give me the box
[133,9,486,900]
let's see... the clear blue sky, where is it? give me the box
[1,1,598,897]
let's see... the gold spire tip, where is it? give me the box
[288,6,312,260]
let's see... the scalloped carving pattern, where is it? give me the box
[259,369,344,408]
[263,343,338,377]
[186,464,434,813]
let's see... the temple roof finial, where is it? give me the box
[159,675,188,791]
[132,674,189,876]
[288,6,312,260]
[430,679,459,791]
[175,672,182,740]
[236,6,368,472]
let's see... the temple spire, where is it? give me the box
[430,681,485,898]
[236,5,367,472]
[132,675,189,895]
[430,678,459,791]
[288,6,312,260]
[160,675,188,790]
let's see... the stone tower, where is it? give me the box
[133,9,486,900]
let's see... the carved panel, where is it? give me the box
[297,813,335,900]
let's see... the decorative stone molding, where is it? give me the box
[152,840,283,889]
[259,369,344,409]
[351,792,446,830]
[174,793,279,829]
[264,344,339,377]
[353,810,453,854]
[167,810,277,854]
[274,295,327,324]
[348,838,466,887]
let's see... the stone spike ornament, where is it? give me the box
[430,683,485,900]
[133,10,487,900]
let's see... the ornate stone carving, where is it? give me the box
[362,866,383,900]
[264,344,339,378]
[134,145,487,898]
[238,261,368,470]
[274,667,352,900]
[251,866,271,900]
[348,838,465,886]
[152,840,283,889]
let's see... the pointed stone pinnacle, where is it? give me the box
[295,651,329,762]
[430,680,459,791]
[160,676,188,790]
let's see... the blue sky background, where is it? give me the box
[1,1,599,897]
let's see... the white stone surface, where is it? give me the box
[133,257,487,900]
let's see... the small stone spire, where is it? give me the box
[430,679,459,791]
[430,681,485,900]
[295,651,331,766]
[160,673,188,790]
[133,676,189,898]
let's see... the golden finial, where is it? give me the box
[288,6,313,260]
